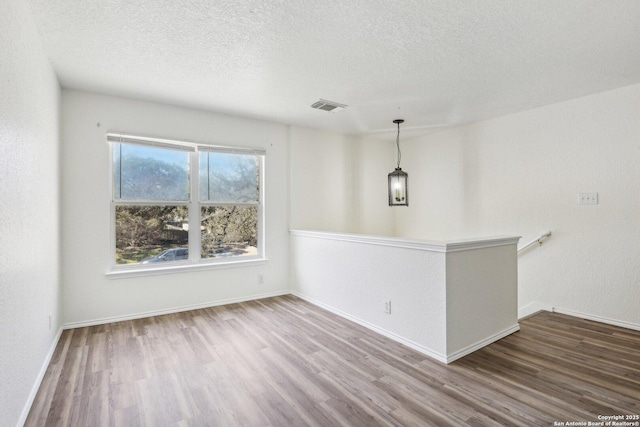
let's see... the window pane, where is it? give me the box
[115,206,189,265]
[201,206,258,258]
[199,152,259,203]
[114,143,189,201]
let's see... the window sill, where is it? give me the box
[105,257,268,280]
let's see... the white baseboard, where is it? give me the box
[17,326,63,427]
[292,292,522,364]
[518,301,553,320]
[63,290,290,329]
[518,301,640,332]
[552,306,640,332]
[292,291,448,364]
[445,324,520,364]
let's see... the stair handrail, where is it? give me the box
[518,231,552,254]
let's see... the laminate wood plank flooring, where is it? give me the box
[26,295,640,426]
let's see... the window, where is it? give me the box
[108,133,264,271]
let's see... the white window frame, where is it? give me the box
[106,133,266,278]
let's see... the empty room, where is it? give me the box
[1,0,639,426]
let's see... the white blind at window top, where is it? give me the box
[107,133,266,155]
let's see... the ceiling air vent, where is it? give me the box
[311,99,347,112]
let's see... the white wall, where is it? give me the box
[350,136,396,235]
[389,130,467,240]
[289,127,356,232]
[289,126,394,235]
[0,1,61,425]
[290,231,448,360]
[396,83,640,327]
[446,245,518,356]
[290,231,519,363]
[61,91,289,325]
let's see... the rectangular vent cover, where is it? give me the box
[311,99,347,112]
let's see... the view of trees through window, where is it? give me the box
[201,206,258,259]
[115,206,189,264]
[112,140,261,266]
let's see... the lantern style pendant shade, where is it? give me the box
[388,167,408,206]
[388,119,408,207]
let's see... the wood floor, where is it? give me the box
[26,295,640,426]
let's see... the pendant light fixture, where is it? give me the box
[388,119,408,206]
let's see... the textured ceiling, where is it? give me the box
[28,0,640,137]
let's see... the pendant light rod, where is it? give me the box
[393,119,404,169]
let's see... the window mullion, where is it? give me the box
[188,150,201,262]
[258,155,265,257]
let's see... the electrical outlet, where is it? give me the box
[257,273,264,284]
[578,192,598,205]
[384,300,391,314]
